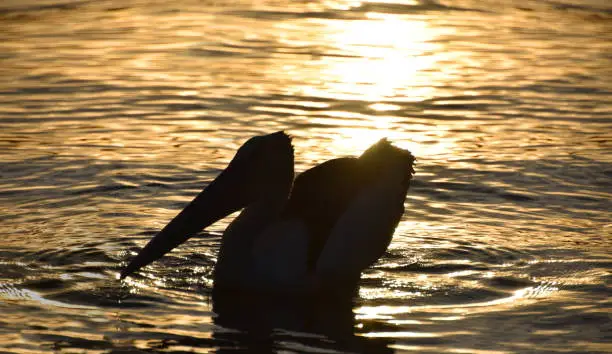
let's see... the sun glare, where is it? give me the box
[279,10,451,157]
[304,13,441,102]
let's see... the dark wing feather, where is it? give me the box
[282,158,367,269]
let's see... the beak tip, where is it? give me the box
[119,268,131,280]
[120,258,141,280]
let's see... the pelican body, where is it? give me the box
[121,132,415,293]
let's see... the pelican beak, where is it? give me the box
[120,169,247,279]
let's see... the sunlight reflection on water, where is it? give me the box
[299,14,443,102]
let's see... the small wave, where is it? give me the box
[0,282,93,309]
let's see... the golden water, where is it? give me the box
[0,0,610,352]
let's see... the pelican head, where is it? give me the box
[120,131,294,279]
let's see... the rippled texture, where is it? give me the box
[0,0,611,352]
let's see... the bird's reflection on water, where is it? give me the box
[115,256,392,352]
[211,287,392,353]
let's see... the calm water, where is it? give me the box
[1,0,611,352]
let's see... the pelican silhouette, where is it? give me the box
[121,131,415,293]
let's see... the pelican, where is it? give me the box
[121,131,415,294]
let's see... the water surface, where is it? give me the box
[0,0,610,352]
